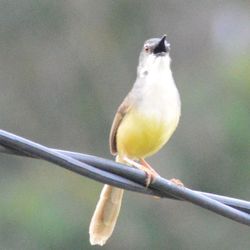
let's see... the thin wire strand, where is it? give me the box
[0,129,249,226]
[1,146,250,214]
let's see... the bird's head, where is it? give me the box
[137,35,171,77]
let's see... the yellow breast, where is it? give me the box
[116,107,179,159]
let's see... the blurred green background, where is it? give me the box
[0,0,249,249]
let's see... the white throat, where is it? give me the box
[131,53,181,124]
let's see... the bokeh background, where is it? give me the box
[0,1,249,249]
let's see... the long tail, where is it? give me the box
[89,157,124,246]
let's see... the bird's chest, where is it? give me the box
[116,82,180,158]
[137,81,180,125]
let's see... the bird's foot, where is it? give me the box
[122,157,159,187]
[140,158,159,186]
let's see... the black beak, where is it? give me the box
[153,35,170,54]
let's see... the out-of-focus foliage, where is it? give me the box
[0,1,249,249]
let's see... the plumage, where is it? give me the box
[89,35,181,245]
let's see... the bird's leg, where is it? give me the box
[140,158,159,176]
[141,159,184,187]
[139,158,160,186]
[122,157,184,187]
[121,156,144,169]
[122,157,158,187]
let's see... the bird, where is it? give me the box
[89,35,181,245]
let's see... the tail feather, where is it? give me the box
[89,156,124,245]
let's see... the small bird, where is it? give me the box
[89,35,181,245]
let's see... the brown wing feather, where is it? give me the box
[109,96,132,155]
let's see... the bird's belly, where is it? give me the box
[116,108,179,159]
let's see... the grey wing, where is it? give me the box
[109,96,132,155]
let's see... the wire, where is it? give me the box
[0,129,249,226]
[2,145,250,213]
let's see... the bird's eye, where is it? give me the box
[144,45,150,53]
